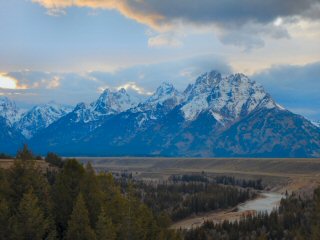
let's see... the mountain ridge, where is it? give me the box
[1,70,319,157]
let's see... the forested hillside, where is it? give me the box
[1,148,320,240]
[0,156,181,240]
[118,178,254,221]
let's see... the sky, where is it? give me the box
[0,0,319,119]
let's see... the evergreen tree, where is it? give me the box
[45,152,64,168]
[10,191,48,240]
[96,209,116,240]
[16,144,34,161]
[0,199,10,240]
[82,162,103,227]
[66,193,96,240]
[52,159,85,235]
[7,159,51,212]
[46,216,58,240]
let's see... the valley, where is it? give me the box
[1,154,320,239]
[78,157,320,229]
[78,157,320,192]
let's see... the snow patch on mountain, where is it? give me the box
[181,71,277,121]
[16,102,72,138]
[74,88,140,123]
[311,120,320,128]
[0,96,24,126]
[138,82,183,111]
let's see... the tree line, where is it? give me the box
[169,174,263,190]
[0,146,181,240]
[118,178,255,221]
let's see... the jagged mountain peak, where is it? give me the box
[18,70,319,158]
[139,82,182,111]
[0,96,24,125]
[153,82,179,98]
[184,70,223,97]
[30,101,71,112]
[16,102,72,139]
[91,87,139,116]
[194,70,222,86]
[156,82,175,92]
[74,102,87,111]
[181,70,277,122]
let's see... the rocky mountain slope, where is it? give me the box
[1,71,319,157]
[30,71,320,157]
[15,102,72,139]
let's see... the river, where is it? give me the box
[238,192,283,214]
[171,192,284,230]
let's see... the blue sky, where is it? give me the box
[0,0,319,119]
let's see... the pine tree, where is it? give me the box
[82,162,103,227]
[16,144,34,161]
[52,159,85,234]
[0,199,10,240]
[46,216,58,240]
[7,159,51,211]
[66,193,96,240]
[10,191,48,240]
[45,152,64,168]
[96,209,116,240]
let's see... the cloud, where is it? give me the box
[148,34,182,48]
[3,56,319,120]
[47,76,61,89]
[33,0,320,28]
[7,71,61,90]
[32,0,320,49]
[0,74,18,89]
[2,54,231,106]
[0,74,28,90]
[217,21,290,50]
[32,0,167,30]
[252,61,320,119]
[116,82,153,95]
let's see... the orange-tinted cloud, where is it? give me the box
[32,0,320,31]
[0,74,28,89]
[31,0,320,50]
[32,0,168,31]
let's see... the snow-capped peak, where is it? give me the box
[0,96,24,125]
[184,70,222,99]
[139,82,183,110]
[181,71,277,121]
[195,70,222,86]
[90,88,140,116]
[16,102,73,138]
[155,82,176,95]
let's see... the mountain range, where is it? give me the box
[1,70,319,157]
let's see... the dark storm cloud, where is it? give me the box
[33,0,320,50]
[34,0,320,28]
[134,0,320,27]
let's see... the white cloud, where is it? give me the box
[47,76,61,89]
[148,34,182,48]
[116,82,153,95]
